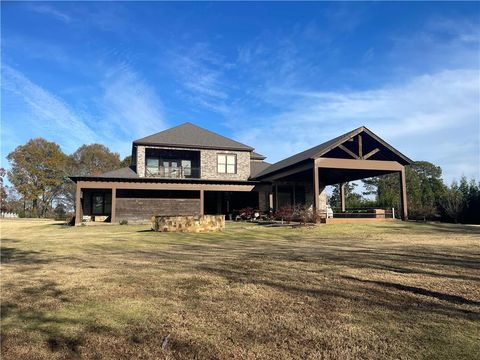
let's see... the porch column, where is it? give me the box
[199,190,204,215]
[313,160,320,216]
[340,183,346,212]
[399,167,408,221]
[111,187,117,223]
[268,192,274,210]
[75,182,82,226]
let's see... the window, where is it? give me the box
[146,158,159,175]
[181,160,192,176]
[217,154,236,174]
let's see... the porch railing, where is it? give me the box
[330,207,395,219]
[145,166,200,179]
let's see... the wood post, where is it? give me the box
[199,190,204,215]
[313,160,320,216]
[268,192,274,210]
[399,167,408,221]
[340,183,346,212]
[75,183,82,226]
[358,134,363,159]
[111,187,116,223]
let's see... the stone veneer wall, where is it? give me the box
[151,215,225,232]
[135,145,250,180]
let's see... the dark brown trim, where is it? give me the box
[133,141,253,152]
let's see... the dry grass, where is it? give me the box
[1,219,479,359]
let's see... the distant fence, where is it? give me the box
[1,212,19,219]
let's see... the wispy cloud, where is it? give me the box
[167,43,232,114]
[100,64,166,142]
[25,3,72,23]
[235,68,479,183]
[1,65,97,152]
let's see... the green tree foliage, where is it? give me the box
[329,182,366,209]
[443,177,480,224]
[7,138,68,217]
[363,161,446,220]
[120,155,132,168]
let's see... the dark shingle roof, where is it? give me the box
[97,166,139,178]
[250,151,266,160]
[250,161,272,178]
[133,122,254,151]
[253,126,412,179]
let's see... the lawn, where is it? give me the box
[1,219,479,359]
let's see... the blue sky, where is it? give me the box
[1,1,479,183]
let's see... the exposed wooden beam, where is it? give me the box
[399,168,408,221]
[316,157,403,171]
[363,148,380,160]
[313,161,320,217]
[75,181,256,192]
[338,144,360,159]
[75,183,82,226]
[358,134,363,159]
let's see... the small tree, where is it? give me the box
[440,184,464,223]
[276,205,293,224]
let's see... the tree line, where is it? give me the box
[1,137,479,223]
[1,138,131,219]
[329,161,480,224]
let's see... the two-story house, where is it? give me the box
[70,122,412,225]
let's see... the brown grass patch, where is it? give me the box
[1,219,479,359]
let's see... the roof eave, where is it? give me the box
[132,141,254,152]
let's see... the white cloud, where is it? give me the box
[235,68,480,183]
[25,3,72,23]
[1,65,98,152]
[100,64,166,141]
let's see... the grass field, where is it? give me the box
[1,219,479,359]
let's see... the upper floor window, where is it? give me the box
[217,154,236,174]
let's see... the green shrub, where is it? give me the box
[119,219,128,225]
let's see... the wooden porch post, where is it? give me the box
[313,160,320,216]
[399,167,408,221]
[111,187,116,223]
[340,183,346,212]
[75,182,82,226]
[268,192,274,210]
[199,190,204,215]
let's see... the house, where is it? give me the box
[70,122,412,225]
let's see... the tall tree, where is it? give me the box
[63,144,122,209]
[329,182,364,209]
[363,161,446,219]
[70,144,121,176]
[120,155,132,168]
[7,138,68,217]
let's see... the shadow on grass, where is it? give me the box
[1,245,51,265]
[343,276,480,306]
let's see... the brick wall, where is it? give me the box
[135,145,250,180]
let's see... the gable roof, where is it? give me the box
[253,126,413,179]
[133,122,254,151]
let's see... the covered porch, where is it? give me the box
[255,127,411,222]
